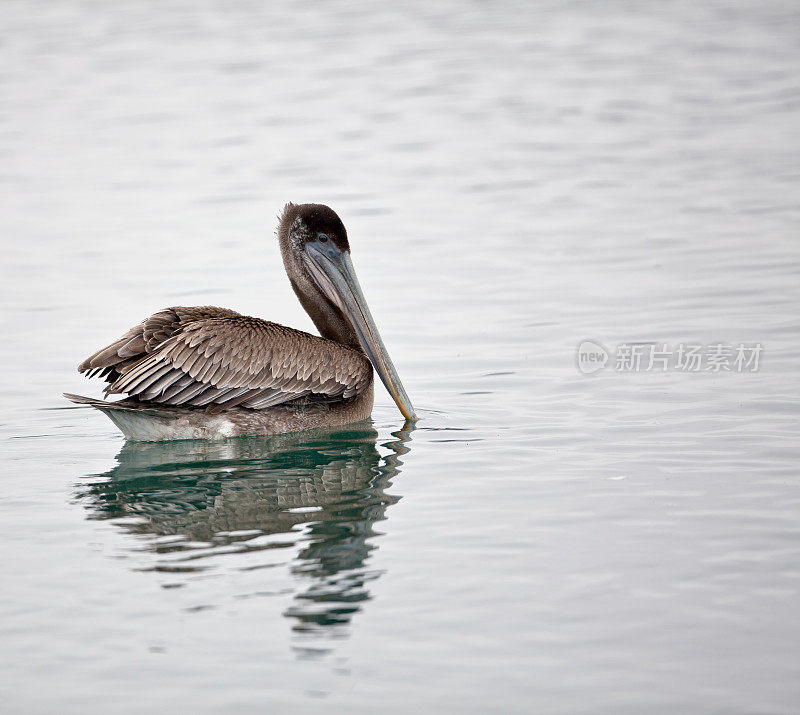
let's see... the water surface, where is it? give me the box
[1,1,799,712]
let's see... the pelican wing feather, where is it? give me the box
[78,307,371,413]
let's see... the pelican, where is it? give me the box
[65,203,416,441]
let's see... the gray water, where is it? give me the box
[2,1,799,712]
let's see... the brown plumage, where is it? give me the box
[79,307,371,415]
[66,203,415,441]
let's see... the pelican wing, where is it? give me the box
[78,307,371,412]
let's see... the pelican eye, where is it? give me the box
[318,233,329,243]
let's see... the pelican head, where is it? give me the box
[278,203,416,422]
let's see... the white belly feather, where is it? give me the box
[104,409,238,442]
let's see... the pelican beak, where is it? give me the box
[303,242,417,421]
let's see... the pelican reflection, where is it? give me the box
[76,424,412,639]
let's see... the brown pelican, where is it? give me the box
[65,203,416,441]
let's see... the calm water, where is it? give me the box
[2,1,799,712]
